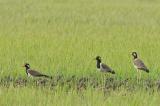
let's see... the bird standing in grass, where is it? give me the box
[95,56,115,87]
[95,56,115,74]
[132,52,149,80]
[23,63,52,79]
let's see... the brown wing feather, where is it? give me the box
[101,63,112,71]
[27,69,52,78]
[101,63,115,74]
[28,69,43,76]
[134,59,149,72]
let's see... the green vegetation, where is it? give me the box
[0,87,160,106]
[0,0,160,105]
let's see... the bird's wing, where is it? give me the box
[28,69,43,76]
[101,63,113,72]
[134,59,148,70]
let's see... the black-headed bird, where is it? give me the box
[95,56,115,74]
[23,63,52,79]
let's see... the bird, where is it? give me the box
[22,63,52,79]
[132,52,149,79]
[95,56,115,74]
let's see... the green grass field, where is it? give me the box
[0,0,160,105]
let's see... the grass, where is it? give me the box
[0,86,160,106]
[0,0,160,105]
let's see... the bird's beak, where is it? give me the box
[93,58,96,60]
[22,65,25,67]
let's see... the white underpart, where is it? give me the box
[97,63,105,72]
[97,63,101,71]
[97,68,101,71]
[133,63,139,73]
[100,63,105,72]
[27,70,31,77]
[133,63,138,69]
[27,73,31,77]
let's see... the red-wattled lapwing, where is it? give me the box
[132,52,149,80]
[95,56,115,74]
[23,63,52,79]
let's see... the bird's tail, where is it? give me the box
[111,70,115,74]
[145,69,149,73]
[38,74,52,79]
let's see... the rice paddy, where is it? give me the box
[0,0,160,105]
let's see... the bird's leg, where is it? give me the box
[103,74,105,86]
[101,73,105,88]
[104,74,107,87]
[140,71,141,80]
[100,74,105,90]
[101,74,103,86]
[147,72,150,80]
[137,69,139,83]
[107,73,110,79]
[140,70,142,84]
